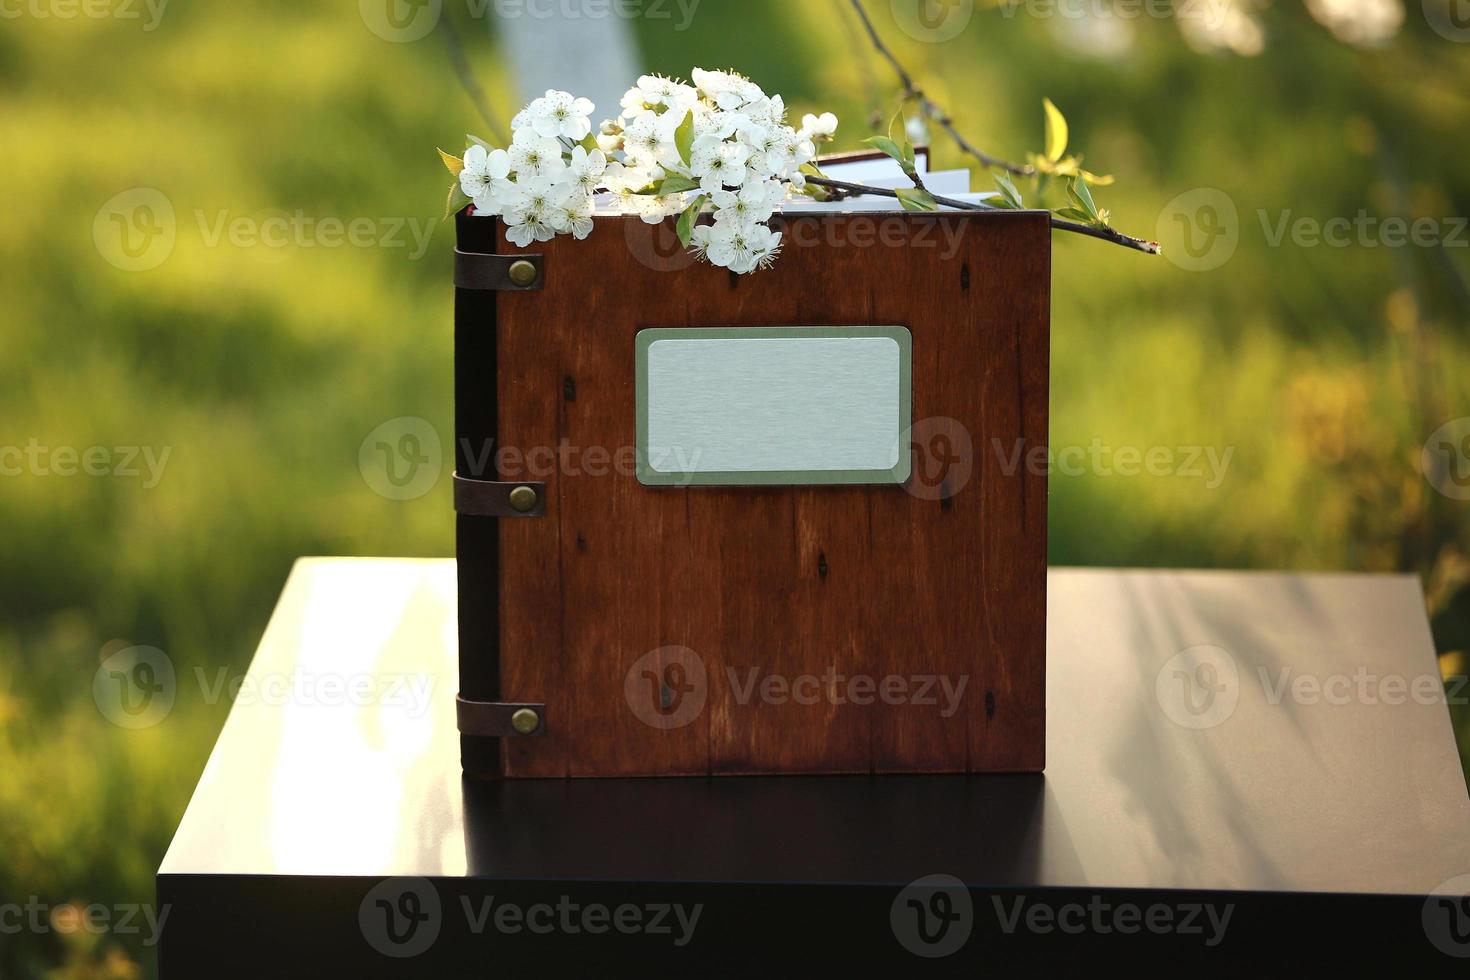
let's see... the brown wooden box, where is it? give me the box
[454,206,1049,778]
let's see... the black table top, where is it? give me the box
[158,559,1470,895]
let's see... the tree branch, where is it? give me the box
[438,14,508,145]
[832,0,886,130]
[805,175,1161,255]
[845,0,1034,177]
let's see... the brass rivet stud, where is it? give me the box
[508,485,538,513]
[511,708,540,735]
[508,259,538,287]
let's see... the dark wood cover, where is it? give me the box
[455,209,1050,777]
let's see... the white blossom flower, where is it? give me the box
[692,68,756,112]
[557,193,595,240]
[459,144,512,204]
[622,113,681,170]
[524,90,596,141]
[709,182,784,226]
[509,130,566,178]
[565,146,607,194]
[620,74,696,120]
[607,187,679,225]
[743,125,797,177]
[693,217,782,274]
[504,174,573,246]
[691,139,750,193]
[457,73,837,276]
[799,112,839,141]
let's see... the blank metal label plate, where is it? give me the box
[634,326,912,486]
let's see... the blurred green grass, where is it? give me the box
[1,0,1468,975]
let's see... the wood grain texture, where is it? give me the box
[463,211,1049,776]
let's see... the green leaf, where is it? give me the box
[445,181,471,221]
[993,172,1023,209]
[1043,98,1068,163]
[866,135,917,177]
[656,174,700,197]
[438,148,465,177]
[895,187,939,212]
[1067,177,1098,220]
[876,111,919,174]
[674,110,695,166]
[1053,206,1093,222]
[466,134,489,150]
[795,163,829,200]
[676,195,707,247]
[578,133,600,153]
[864,135,904,163]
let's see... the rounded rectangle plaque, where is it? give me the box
[634,326,913,487]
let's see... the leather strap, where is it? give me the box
[453,473,547,517]
[453,249,545,291]
[457,696,546,737]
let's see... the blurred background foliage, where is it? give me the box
[1,0,1467,975]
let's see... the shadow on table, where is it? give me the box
[461,772,1083,887]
